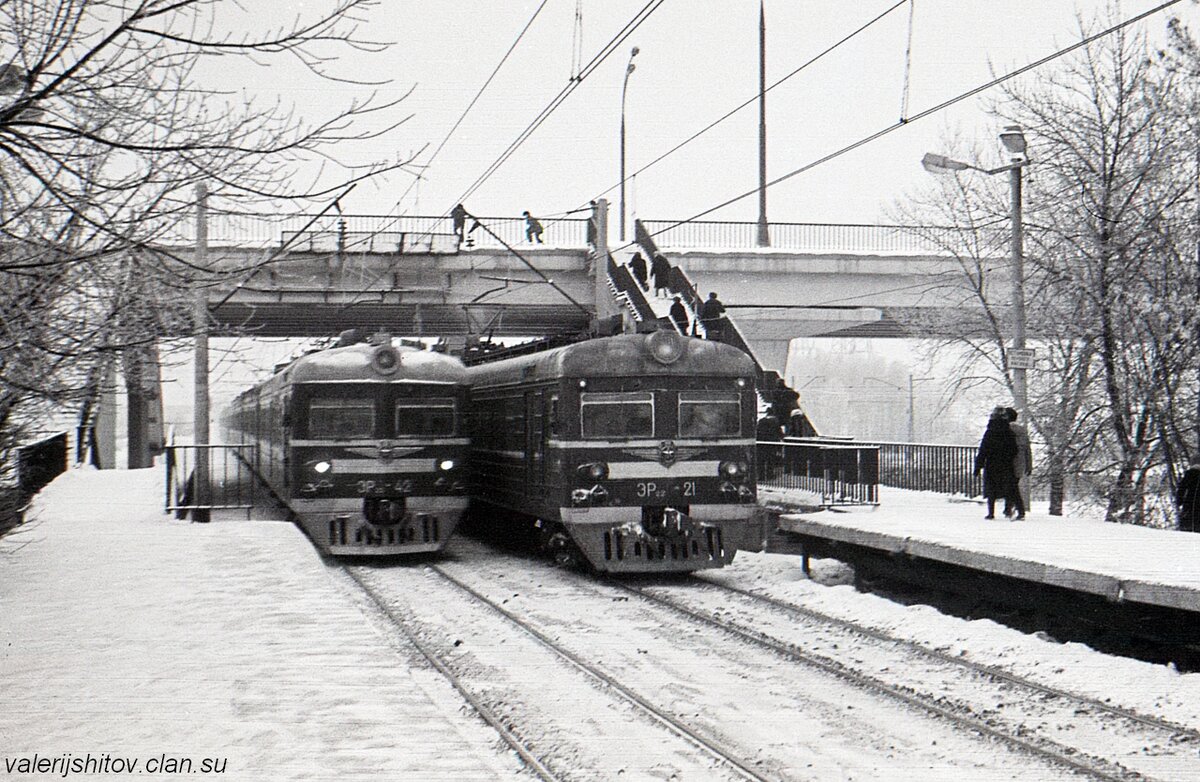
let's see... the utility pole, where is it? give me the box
[907,374,916,442]
[1009,153,1028,413]
[756,1,770,247]
[193,183,210,523]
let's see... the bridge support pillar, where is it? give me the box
[591,198,620,327]
[123,343,165,469]
[93,362,118,469]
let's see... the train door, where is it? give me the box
[525,390,546,500]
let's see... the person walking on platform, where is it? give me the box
[650,252,672,297]
[1005,407,1032,518]
[523,210,544,243]
[698,291,726,341]
[628,252,648,291]
[973,407,1019,520]
[450,203,468,246]
[668,296,689,335]
[1176,461,1200,532]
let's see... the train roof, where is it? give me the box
[467,331,755,387]
[286,342,467,384]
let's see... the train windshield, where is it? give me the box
[581,391,654,439]
[396,399,457,437]
[678,391,742,438]
[308,398,375,439]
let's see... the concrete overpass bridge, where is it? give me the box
[185,207,977,373]
[101,205,984,469]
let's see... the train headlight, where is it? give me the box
[439,459,456,471]
[646,329,685,365]
[308,459,333,474]
[589,485,609,505]
[577,461,609,480]
[372,346,401,375]
[719,460,747,480]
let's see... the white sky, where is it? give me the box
[230,1,1200,224]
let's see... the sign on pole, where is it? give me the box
[1009,347,1036,370]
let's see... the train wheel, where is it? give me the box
[545,531,582,569]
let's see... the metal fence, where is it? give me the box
[155,212,592,251]
[17,431,69,496]
[641,219,957,255]
[855,440,982,497]
[164,444,260,518]
[758,439,880,505]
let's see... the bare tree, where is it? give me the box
[0,1,414,477]
[896,13,1199,523]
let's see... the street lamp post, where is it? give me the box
[922,125,1030,413]
[619,46,639,243]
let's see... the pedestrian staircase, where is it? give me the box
[631,220,816,431]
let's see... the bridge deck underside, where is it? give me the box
[209,301,592,338]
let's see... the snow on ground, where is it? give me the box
[722,487,1200,730]
[0,467,522,781]
[2,468,1198,780]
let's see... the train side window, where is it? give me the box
[308,398,375,440]
[548,395,559,437]
[396,398,456,437]
[580,391,653,439]
[678,391,741,438]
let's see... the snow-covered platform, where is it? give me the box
[0,468,521,781]
[768,487,1200,614]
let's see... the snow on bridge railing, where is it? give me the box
[640,219,960,255]
[152,212,592,250]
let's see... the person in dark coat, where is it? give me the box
[1176,461,1200,533]
[1005,407,1032,518]
[755,414,784,480]
[523,210,543,243]
[698,291,726,341]
[628,252,648,291]
[973,408,1019,519]
[650,253,672,297]
[668,296,689,335]
[450,203,468,245]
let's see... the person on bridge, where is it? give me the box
[668,296,690,335]
[698,291,726,341]
[450,203,468,245]
[650,253,672,297]
[523,211,544,243]
[973,407,1020,520]
[1176,461,1200,533]
[1005,407,1032,518]
[628,252,648,291]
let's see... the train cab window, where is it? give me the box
[678,391,741,438]
[308,398,375,440]
[581,391,654,439]
[395,399,457,437]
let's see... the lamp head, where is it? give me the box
[999,125,1027,155]
[631,46,640,57]
[921,152,971,174]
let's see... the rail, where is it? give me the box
[758,439,879,506]
[164,443,260,518]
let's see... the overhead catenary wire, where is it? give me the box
[392,0,552,215]
[451,0,668,208]
[584,0,909,210]
[632,0,1185,254]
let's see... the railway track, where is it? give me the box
[338,538,1196,781]
[613,577,1200,782]
[341,563,768,781]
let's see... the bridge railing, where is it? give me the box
[154,212,592,250]
[640,219,957,255]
